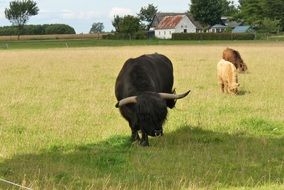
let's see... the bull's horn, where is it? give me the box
[159,90,191,100]
[115,96,137,108]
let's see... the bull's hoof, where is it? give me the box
[131,134,140,142]
[140,140,149,146]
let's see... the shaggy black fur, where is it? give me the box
[115,53,177,146]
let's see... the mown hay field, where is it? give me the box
[0,42,283,189]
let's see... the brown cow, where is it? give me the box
[223,48,248,73]
[217,59,239,94]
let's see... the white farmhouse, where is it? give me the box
[154,14,201,39]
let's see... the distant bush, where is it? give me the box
[102,33,128,40]
[172,33,255,40]
[0,26,18,35]
[0,24,76,36]
[44,24,76,35]
[102,31,147,40]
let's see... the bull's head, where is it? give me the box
[115,90,190,108]
[115,90,190,138]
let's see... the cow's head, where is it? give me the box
[115,90,190,136]
[238,62,248,72]
[223,48,248,73]
[229,83,240,94]
[233,50,248,72]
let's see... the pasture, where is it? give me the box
[0,42,283,189]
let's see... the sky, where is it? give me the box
[0,0,239,34]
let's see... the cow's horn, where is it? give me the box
[115,96,137,108]
[159,90,191,100]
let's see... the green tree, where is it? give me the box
[118,15,141,39]
[5,0,39,39]
[112,15,121,32]
[262,0,284,31]
[259,18,280,34]
[89,22,104,33]
[238,0,264,25]
[189,0,223,26]
[138,4,158,30]
[238,0,284,31]
[221,0,239,16]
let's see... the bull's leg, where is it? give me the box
[131,128,140,142]
[140,131,149,146]
[129,122,140,142]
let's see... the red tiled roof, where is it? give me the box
[156,15,184,29]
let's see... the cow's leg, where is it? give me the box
[218,77,225,93]
[220,83,225,93]
[140,131,149,146]
[224,83,229,93]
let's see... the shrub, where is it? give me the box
[0,26,18,35]
[172,33,255,40]
[44,24,76,35]
[102,31,147,40]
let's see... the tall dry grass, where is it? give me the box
[0,43,283,189]
[0,33,108,41]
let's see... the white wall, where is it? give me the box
[175,16,197,33]
[155,29,175,39]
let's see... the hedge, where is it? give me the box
[102,31,147,40]
[172,32,255,40]
[0,24,76,36]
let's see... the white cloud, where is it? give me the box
[60,10,101,20]
[109,7,133,19]
[0,12,5,19]
[35,9,102,20]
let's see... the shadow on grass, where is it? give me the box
[0,126,283,189]
[237,90,251,96]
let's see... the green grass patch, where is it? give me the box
[0,38,283,50]
[0,43,283,189]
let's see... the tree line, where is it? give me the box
[100,0,283,38]
[2,0,75,38]
[0,24,76,36]
[2,0,284,39]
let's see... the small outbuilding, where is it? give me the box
[232,25,254,33]
[209,24,227,33]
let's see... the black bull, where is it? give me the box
[115,53,190,146]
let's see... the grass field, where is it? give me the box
[0,42,283,189]
[0,38,283,50]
